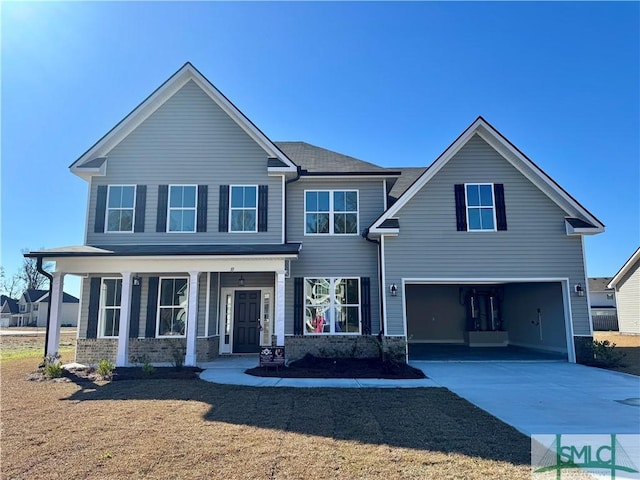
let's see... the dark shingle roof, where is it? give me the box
[78,157,107,168]
[25,289,48,302]
[1,295,19,314]
[275,142,398,175]
[565,217,597,229]
[588,277,614,292]
[388,167,428,204]
[22,289,79,304]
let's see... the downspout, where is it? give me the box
[284,166,302,243]
[36,256,54,357]
[363,228,384,335]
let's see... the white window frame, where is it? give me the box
[156,276,189,338]
[167,184,197,233]
[304,190,359,236]
[229,185,258,233]
[106,184,136,233]
[98,277,122,338]
[303,277,361,335]
[464,183,497,232]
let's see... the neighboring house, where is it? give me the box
[588,277,618,331]
[11,290,80,327]
[26,63,604,366]
[0,295,19,327]
[608,248,640,335]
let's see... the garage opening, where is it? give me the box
[405,282,570,361]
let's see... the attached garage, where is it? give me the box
[404,280,573,361]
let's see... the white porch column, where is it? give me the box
[185,271,200,366]
[116,272,133,367]
[47,272,65,356]
[275,270,286,346]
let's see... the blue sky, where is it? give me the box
[1,1,638,298]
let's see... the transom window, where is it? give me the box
[106,185,135,232]
[304,277,360,334]
[100,278,122,337]
[157,278,188,337]
[465,184,496,231]
[168,185,197,232]
[230,185,257,232]
[305,190,358,235]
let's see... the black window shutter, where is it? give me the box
[156,185,168,232]
[94,186,108,233]
[494,183,507,231]
[454,184,467,231]
[129,279,141,338]
[196,185,208,232]
[145,277,159,338]
[87,277,101,339]
[134,185,147,233]
[258,185,268,232]
[360,277,371,335]
[293,277,303,335]
[219,185,229,232]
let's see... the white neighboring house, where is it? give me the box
[608,248,640,335]
[588,277,618,331]
[12,289,79,327]
[0,295,19,327]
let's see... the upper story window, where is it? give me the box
[304,277,361,334]
[99,278,122,338]
[465,183,496,231]
[168,185,197,232]
[19,304,27,313]
[305,190,358,235]
[156,277,188,337]
[230,185,257,232]
[107,185,136,232]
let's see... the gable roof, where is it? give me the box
[370,116,605,234]
[70,62,297,178]
[608,247,640,289]
[588,277,614,292]
[388,167,428,204]
[1,295,19,314]
[22,289,79,304]
[275,142,399,176]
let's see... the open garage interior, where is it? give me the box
[406,282,570,361]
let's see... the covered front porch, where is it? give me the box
[25,244,300,367]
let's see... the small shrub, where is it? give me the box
[43,362,63,379]
[171,344,186,371]
[586,340,627,368]
[97,359,115,380]
[133,354,155,376]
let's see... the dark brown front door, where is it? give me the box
[233,290,260,353]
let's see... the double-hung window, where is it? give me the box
[106,185,135,232]
[304,277,360,334]
[99,278,122,337]
[305,190,358,235]
[168,185,197,232]
[157,278,188,337]
[230,185,257,232]
[465,183,496,231]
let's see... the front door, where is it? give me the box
[233,290,261,353]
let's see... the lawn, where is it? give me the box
[593,331,640,376]
[0,334,532,480]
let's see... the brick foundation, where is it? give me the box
[196,337,220,362]
[76,339,118,364]
[574,335,594,364]
[284,335,406,362]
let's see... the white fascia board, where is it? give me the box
[608,247,640,289]
[368,228,399,236]
[565,222,604,236]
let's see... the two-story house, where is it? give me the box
[11,290,79,327]
[27,63,604,366]
[588,277,618,331]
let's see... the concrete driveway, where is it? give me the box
[412,361,640,436]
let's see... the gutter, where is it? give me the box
[35,256,54,358]
[362,228,384,335]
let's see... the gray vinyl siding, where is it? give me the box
[383,134,590,336]
[285,178,383,334]
[86,80,283,245]
[616,262,640,334]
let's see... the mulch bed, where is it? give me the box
[27,366,202,382]
[246,354,426,379]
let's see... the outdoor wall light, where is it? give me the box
[238,275,245,287]
[574,283,584,297]
[390,284,398,296]
[133,276,142,286]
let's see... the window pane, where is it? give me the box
[169,186,182,207]
[121,186,135,207]
[345,279,359,304]
[344,213,357,234]
[107,211,121,231]
[466,185,480,206]
[230,210,243,231]
[334,191,345,211]
[243,209,256,231]
[119,210,133,231]
[244,187,257,208]
[318,192,329,211]
[305,213,317,233]
[317,213,329,233]
[159,308,173,335]
[479,185,493,206]
[480,208,495,230]
[305,306,329,333]
[182,210,195,232]
[169,210,182,231]
[468,209,481,230]
[334,213,346,234]
[108,186,122,208]
[174,279,188,305]
[345,191,358,211]
[104,309,120,337]
[183,186,196,208]
[231,186,244,208]
[305,191,317,211]
[160,280,174,306]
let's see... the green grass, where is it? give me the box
[0,345,74,362]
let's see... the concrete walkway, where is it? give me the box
[415,361,640,436]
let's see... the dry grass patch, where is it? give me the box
[1,356,532,479]
[593,332,640,376]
